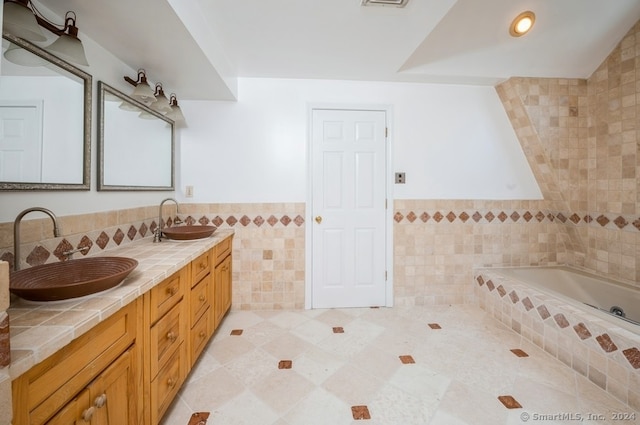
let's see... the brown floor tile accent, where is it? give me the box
[510,349,529,358]
[498,395,522,409]
[230,329,243,336]
[622,348,640,369]
[278,360,292,369]
[187,412,210,425]
[496,285,507,297]
[399,355,415,364]
[595,334,618,353]
[476,275,485,286]
[428,323,441,329]
[537,305,551,320]
[351,405,371,420]
[486,280,495,291]
[508,290,519,304]
[333,327,344,333]
[573,322,592,340]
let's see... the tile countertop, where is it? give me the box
[6,229,234,380]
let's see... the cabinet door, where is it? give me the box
[213,255,232,330]
[90,348,138,425]
[46,390,92,425]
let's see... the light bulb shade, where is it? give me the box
[45,34,89,66]
[3,1,47,42]
[131,82,156,102]
[166,104,185,123]
[3,43,48,66]
[150,92,172,114]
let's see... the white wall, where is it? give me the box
[176,78,541,203]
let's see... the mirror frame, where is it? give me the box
[97,81,175,191]
[0,32,92,191]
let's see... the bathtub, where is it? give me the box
[490,266,640,330]
[474,265,640,409]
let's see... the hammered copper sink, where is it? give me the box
[162,225,216,240]
[10,257,138,302]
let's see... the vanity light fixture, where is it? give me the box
[150,83,172,114]
[509,11,535,37]
[165,94,186,123]
[2,0,89,66]
[3,42,47,66]
[124,69,157,103]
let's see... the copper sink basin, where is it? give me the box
[10,257,138,302]
[162,225,216,240]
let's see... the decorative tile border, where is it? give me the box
[394,209,640,232]
[475,270,640,409]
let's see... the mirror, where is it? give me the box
[0,33,91,190]
[97,81,174,191]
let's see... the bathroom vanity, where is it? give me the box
[8,230,233,424]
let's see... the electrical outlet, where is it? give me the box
[185,185,194,198]
[395,172,406,184]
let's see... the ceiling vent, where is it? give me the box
[361,0,410,8]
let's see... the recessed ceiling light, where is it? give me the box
[361,0,410,8]
[509,11,535,37]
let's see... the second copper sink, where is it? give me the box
[162,225,216,240]
[10,257,138,302]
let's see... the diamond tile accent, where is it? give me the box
[127,225,137,240]
[433,211,444,222]
[351,405,371,420]
[510,212,520,222]
[406,211,417,223]
[496,285,507,297]
[27,245,50,267]
[459,211,470,222]
[521,297,534,311]
[212,216,224,227]
[485,212,495,222]
[510,349,529,358]
[508,290,519,304]
[428,323,441,329]
[254,216,265,227]
[394,212,404,223]
[584,215,593,223]
[573,323,592,340]
[537,305,550,320]
[472,211,482,222]
[553,313,569,329]
[294,215,305,226]
[187,412,210,425]
[96,231,110,249]
[569,213,581,224]
[280,215,291,226]
[613,216,628,229]
[476,276,485,286]
[523,211,533,222]
[226,216,238,226]
[486,280,495,291]
[278,360,292,369]
[399,355,415,364]
[622,348,640,369]
[139,222,148,237]
[198,216,210,225]
[53,239,74,261]
[78,236,93,255]
[113,229,125,245]
[556,213,567,223]
[420,212,431,222]
[332,327,344,333]
[446,211,456,222]
[240,215,251,226]
[596,215,610,226]
[497,211,508,222]
[595,334,618,353]
[498,395,522,409]
[535,211,545,222]
[230,329,243,336]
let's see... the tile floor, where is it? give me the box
[162,305,638,425]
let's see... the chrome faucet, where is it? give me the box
[13,207,61,271]
[154,198,182,242]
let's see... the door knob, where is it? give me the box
[315,216,322,224]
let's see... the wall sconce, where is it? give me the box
[2,0,89,66]
[150,83,172,114]
[166,94,185,123]
[123,69,156,103]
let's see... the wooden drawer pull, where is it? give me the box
[199,262,207,270]
[167,286,177,296]
[167,377,178,388]
[167,331,178,342]
[199,330,206,339]
[94,393,107,408]
[82,406,95,422]
[198,294,206,302]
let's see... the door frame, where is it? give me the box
[305,103,394,309]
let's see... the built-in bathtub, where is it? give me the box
[474,265,640,410]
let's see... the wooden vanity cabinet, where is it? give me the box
[11,300,142,425]
[213,235,233,330]
[189,250,213,367]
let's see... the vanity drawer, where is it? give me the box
[190,273,211,324]
[214,236,232,265]
[190,308,211,365]
[191,250,211,287]
[150,302,184,378]
[150,268,185,324]
[151,343,186,425]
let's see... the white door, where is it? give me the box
[0,101,43,182]
[310,108,388,308]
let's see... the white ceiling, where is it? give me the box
[37,0,640,100]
